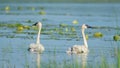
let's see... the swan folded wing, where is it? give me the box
[66,45,88,54]
[74,45,88,53]
[38,44,45,52]
[72,45,84,53]
[66,47,77,54]
[66,45,80,54]
[29,43,38,48]
[28,43,38,52]
[29,43,45,53]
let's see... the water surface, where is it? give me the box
[0,3,120,68]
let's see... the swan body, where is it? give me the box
[29,43,44,53]
[67,45,88,54]
[28,22,45,53]
[66,24,91,54]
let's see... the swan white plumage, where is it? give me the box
[66,24,92,54]
[28,22,45,53]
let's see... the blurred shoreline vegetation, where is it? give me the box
[0,0,120,3]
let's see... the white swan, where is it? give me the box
[28,22,45,53]
[66,24,92,54]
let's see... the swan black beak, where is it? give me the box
[86,24,93,28]
[32,22,38,26]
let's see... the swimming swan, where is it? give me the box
[28,22,45,53]
[66,24,92,54]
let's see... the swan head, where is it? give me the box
[32,22,42,28]
[82,24,92,29]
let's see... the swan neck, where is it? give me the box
[81,28,88,48]
[36,26,41,44]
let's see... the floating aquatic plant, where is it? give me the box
[17,26,24,31]
[39,6,45,10]
[32,26,38,30]
[17,6,23,10]
[0,23,23,28]
[6,35,15,38]
[31,7,35,11]
[23,26,30,30]
[5,6,10,11]
[71,27,76,32]
[8,23,23,28]
[38,10,46,15]
[72,20,79,24]
[113,35,120,41]
[27,7,35,11]
[58,31,64,35]
[93,32,103,38]
[85,34,89,40]
[26,20,32,23]
[59,23,68,27]
[65,28,69,32]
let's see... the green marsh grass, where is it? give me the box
[115,47,120,68]
[1,40,120,68]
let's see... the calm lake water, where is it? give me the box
[0,3,120,68]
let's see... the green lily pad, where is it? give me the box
[93,32,103,38]
[113,35,120,41]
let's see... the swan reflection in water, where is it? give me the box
[68,53,88,68]
[29,53,41,68]
[80,53,88,68]
[36,53,41,68]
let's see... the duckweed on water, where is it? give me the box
[31,7,35,11]
[65,28,69,32]
[59,23,68,27]
[0,22,119,41]
[17,6,23,10]
[71,27,76,32]
[6,5,35,11]
[23,26,30,30]
[17,26,24,31]
[39,6,45,10]
[27,7,35,11]
[5,6,10,11]
[93,32,103,38]
[0,23,22,28]
[85,34,89,40]
[8,23,23,28]
[38,10,46,15]
[0,23,31,30]
[25,20,32,23]
[72,20,79,25]
[113,35,120,41]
